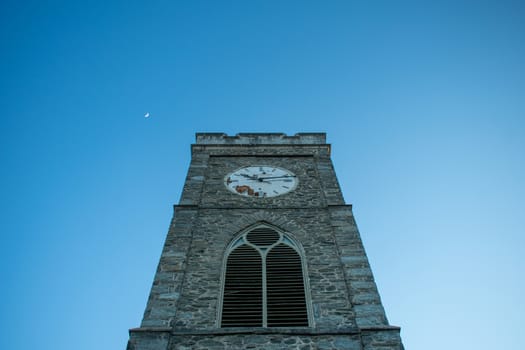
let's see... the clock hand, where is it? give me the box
[257,175,296,180]
[238,173,270,183]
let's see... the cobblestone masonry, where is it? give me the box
[128,133,403,350]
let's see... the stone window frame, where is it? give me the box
[217,222,314,328]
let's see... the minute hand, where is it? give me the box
[258,175,297,180]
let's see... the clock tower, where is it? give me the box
[127,133,404,349]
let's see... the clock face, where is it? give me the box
[225,166,298,198]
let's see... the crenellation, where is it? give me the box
[196,132,326,145]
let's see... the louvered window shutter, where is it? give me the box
[221,226,309,327]
[266,244,308,326]
[221,245,263,327]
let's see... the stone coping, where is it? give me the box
[191,143,330,151]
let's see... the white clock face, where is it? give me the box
[225,166,298,198]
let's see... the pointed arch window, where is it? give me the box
[220,225,310,327]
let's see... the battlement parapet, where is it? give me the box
[195,133,326,145]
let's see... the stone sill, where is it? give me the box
[130,325,400,336]
[173,204,353,210]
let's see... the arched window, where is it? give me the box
[220,225,310,327]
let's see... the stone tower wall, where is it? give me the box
[128,133,403,350]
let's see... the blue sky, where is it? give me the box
[1,1,524,349]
